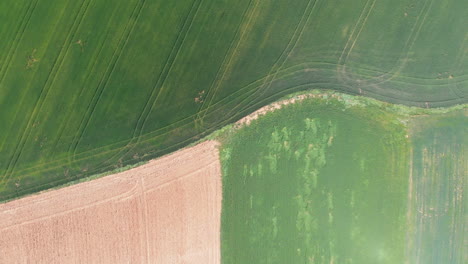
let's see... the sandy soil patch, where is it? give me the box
[0,141,221,264]
[234,93,343,127]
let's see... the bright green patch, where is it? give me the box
[220,97,409,263]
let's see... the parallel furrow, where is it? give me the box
[68,0,148,165]
[1,0,92,186]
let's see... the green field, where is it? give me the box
[0,1,467,199]
[220,95,410,263]
[406,110,467,263]
[219,93,466,263]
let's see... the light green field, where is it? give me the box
[0,1,467,200]
[219,93,466,263]
[406,110,467,264]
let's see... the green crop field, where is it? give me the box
[219,93,466,263]
[406,110,467,263]
[0,0,466,200]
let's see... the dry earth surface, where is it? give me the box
[0,141,221,264]
[234,93,344,127]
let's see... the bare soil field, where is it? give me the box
[0,141,221,264]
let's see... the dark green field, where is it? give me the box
[219,93,466,263]
[0,1,467,200]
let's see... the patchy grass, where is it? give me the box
[219,92,466,263]
[220,96,410,263]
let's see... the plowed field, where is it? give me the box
[0,141,221,264]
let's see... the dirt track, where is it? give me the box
[0,141,221,264]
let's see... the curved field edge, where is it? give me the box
[1,0,467,201]
[0,90,464,263]
[1,89,465,204]
[0,140,222,263]
[216,91,466,263]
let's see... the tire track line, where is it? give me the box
[365,0,434,86]
[93,0,204,167]
[68,0,147,164]
[195,0,255,121]
[2,52,464,192]
[1,0,92,186]
[224,0,320,118]
[10,31,465,153]
[1,156,207,236]
[50,29,111,156]
[138,176,150,264]
[10,0,94,184]
[336,0,376,83]
[5,57,462,178]
[338,0,434,88]
[2,76,463,200]
[450,33,468,98]
[0,0,39,152]
[3,60,321,161]
[5,138,218,198]
[196,0,261,122]
[0,181,140,232]
[10,55,467,168]
[0,0,39,87]
[143,161,217,193]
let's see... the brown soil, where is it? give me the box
[234,93,342,127]
[0,141,221,264]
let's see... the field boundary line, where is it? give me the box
[4,57,464,179]
[2,80,464,200]
[195,0,255,119]
[6,58,463,180]
[95,0,205,167]
[4,60,323,155]
[3,139,215,205]
[196,0,261,123]
[3,134,219,200]
[1,148,218,230]
[138,0,204,134]
[223,0,321,118]
[143,161,217,194]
